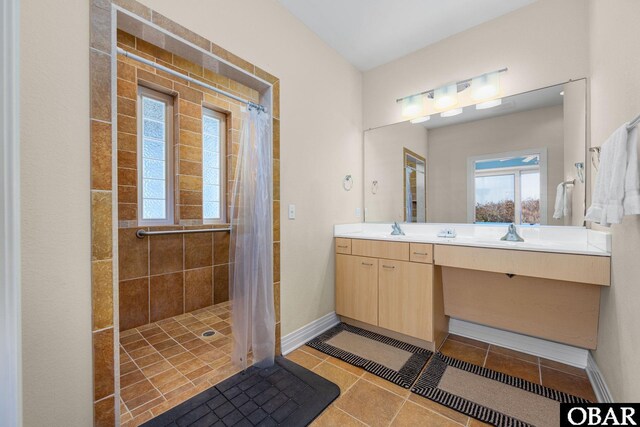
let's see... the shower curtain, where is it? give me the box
[230,106,275,370]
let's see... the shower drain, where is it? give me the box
[202,330,216,337]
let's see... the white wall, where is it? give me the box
[589,0,640,402]
[427,105,564,224]
[137,0,363,336]
[364,122,428,222]
[20,0,93,425]
[362,0,590,129]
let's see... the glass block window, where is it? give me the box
[202,108,226,222]
[137,87,174,225]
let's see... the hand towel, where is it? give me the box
[586,125,629,226]
[553,183,565,219]
[623,125,640,215]
[563,183,572,218]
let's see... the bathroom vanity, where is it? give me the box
[334,223,611,350]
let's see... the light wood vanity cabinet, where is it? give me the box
[378,260,434,341]
[335,238,443,346]
[335,254,378,325]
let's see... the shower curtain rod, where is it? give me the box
[116,47,266,113]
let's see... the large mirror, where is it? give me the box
[364,80,587,226]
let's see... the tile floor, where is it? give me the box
[290,334,597,427]
[118,302,248,427]
[121,310,597,427]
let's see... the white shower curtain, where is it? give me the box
[230,106,275,369]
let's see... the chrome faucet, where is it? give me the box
[391,222,405,236]
[500,223,524,242]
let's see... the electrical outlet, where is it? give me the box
[355,207,361,217]
[288,204,296,220]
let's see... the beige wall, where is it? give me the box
[562,80,587,226]
[589,0,640,401]
[427,105,564,224]
[362,0,589,129]
[364,122,428,222]
[135,0,364,336]
[20,0,93,425]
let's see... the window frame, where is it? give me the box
[136,86,175,226]
[466,148,548,224]
[201,107,227,224]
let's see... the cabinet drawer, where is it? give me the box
[410,243,433,264]
[434,245,611,286]
[335,238,352,254]
[351,239,409,261]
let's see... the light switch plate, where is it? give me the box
[288,204,296,219]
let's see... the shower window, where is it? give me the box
[137,86,174,225]
[202,108,226,222]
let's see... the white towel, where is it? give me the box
[553,183,565,219]
[586,124,636,226]
[553,182,572,220]
[623,126,640,215]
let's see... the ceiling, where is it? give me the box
[278,0,536,71]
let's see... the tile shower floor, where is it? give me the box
[121,311,597,427]
[119,302,248,426]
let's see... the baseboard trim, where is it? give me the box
[281,312,340,355]
[586,352,614,403]
[449,318,589,368]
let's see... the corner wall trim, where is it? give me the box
[281,312,340,355]
[586,352,614,403]
[0,0,22,424]
[449,318,589,368]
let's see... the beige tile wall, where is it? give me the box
[90,3,280,423]
[116,31,267,332]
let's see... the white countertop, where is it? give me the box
[334,223,611,256]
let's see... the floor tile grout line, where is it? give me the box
[120,343,167,414]
[334,406,371,426]
[386,398,408,426]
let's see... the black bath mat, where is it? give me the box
[142,357,339,427]
[306,322,432,388]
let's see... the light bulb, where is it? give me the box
[440,108,463,117]
[434,84,458,110]
[410,115,431,124]
[476,99,502,109]
[471,71,500,101]
[401,95,424,118]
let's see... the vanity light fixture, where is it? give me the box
[397,68,507,120]
[440,108,463,117]
[476,98,502,109]
[410,115,431,124]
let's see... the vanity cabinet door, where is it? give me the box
[378,260,433,341]
[336,254,379,325]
